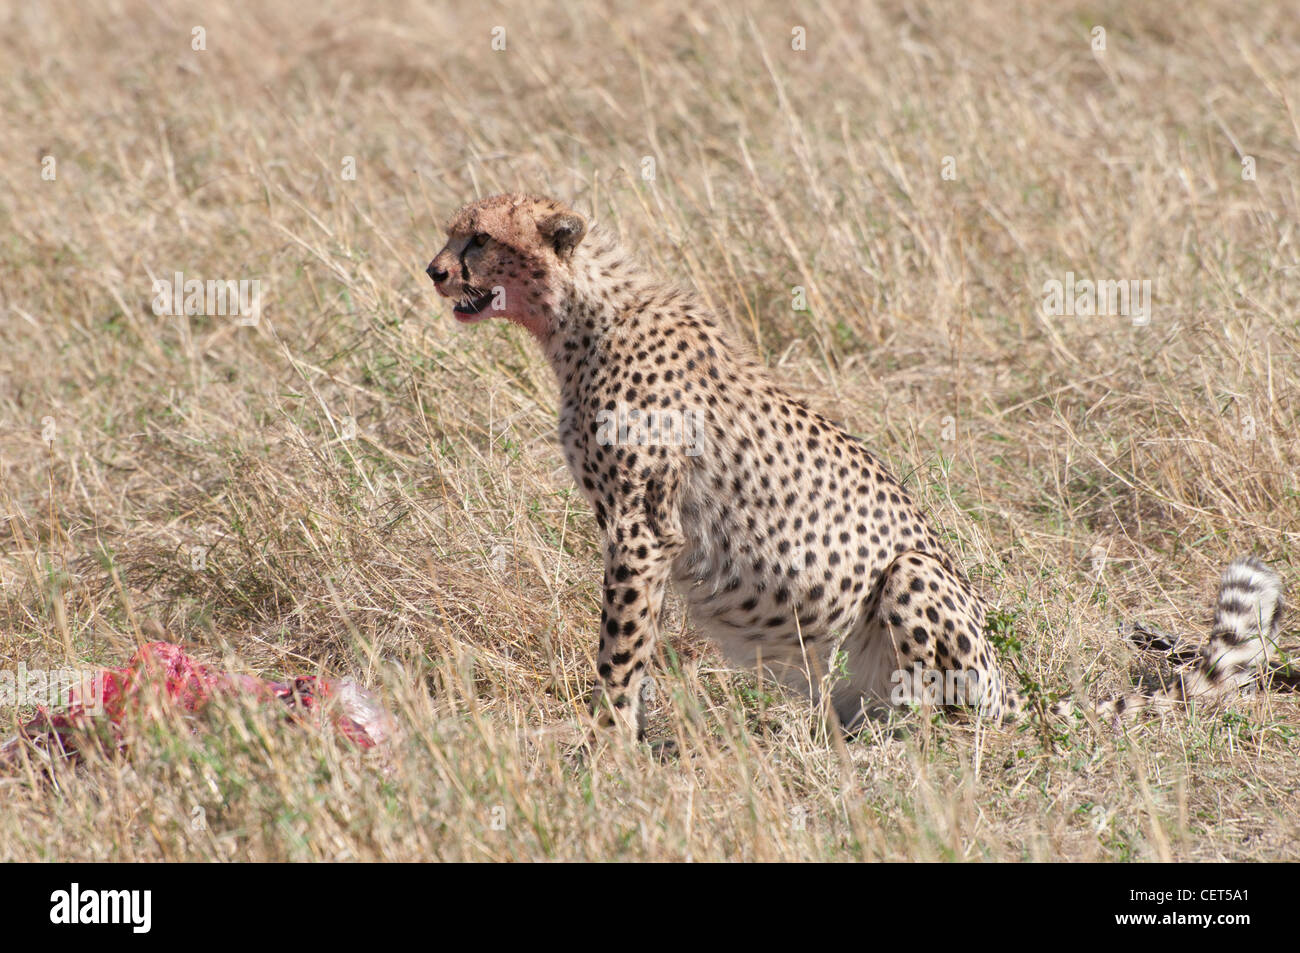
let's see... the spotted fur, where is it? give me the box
[426,194,1289,737]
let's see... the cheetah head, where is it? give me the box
[426,193,586,339]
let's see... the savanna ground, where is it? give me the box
[1,0,1298,862]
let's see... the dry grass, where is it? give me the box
[1,0,1298,861]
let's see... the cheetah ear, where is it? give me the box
[538,211,587,259]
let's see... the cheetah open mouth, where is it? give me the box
[453,289,496,321]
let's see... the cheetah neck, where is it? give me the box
[540,230,666,378]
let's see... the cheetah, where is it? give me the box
[425,193,1289,737]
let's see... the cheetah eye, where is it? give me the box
[472,232,490,247]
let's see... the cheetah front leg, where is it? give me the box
[589,474,683,740]
[591,543,671,738]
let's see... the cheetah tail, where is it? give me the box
[1179,556,1286,698]
[1056,557,1288,724]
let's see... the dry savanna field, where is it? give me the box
[1,0,1298,862]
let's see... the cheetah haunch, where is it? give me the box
[427,193,1287,738]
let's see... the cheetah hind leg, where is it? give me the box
[830,551,1024,731]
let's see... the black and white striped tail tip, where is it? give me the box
[1214,556,1285,644]
[1103,557,1289,716]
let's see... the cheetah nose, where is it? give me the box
[426,262,449,284]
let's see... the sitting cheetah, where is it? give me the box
[426,193,1288,737]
